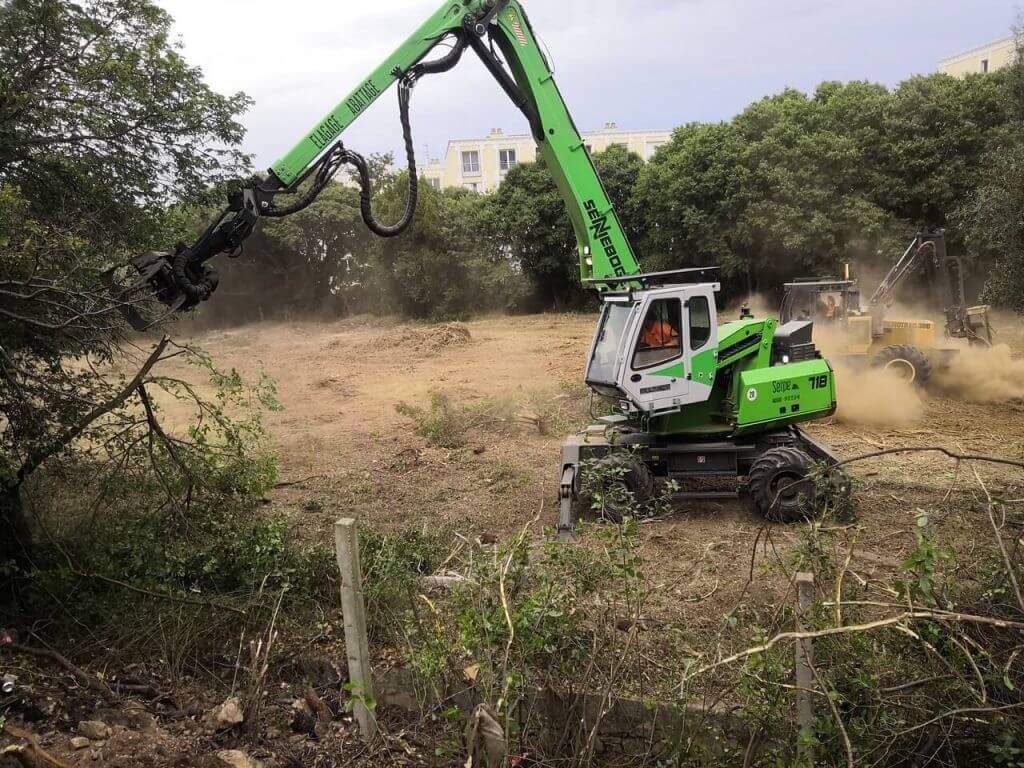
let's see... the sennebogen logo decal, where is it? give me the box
[585,200,627,277]
[508,11,528,46]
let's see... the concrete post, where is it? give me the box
[334,518,377,740]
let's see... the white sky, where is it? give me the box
[155,0,1021,172]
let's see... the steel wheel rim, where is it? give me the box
[884,358,917,383]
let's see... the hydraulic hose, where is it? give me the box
[356,79,418,238]
[261,79,419,238]
[171,244,219,302]
[168,33,468,303]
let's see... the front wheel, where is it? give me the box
[749,447,819,523]
[585,454,656,523]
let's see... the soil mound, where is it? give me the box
[376,322,473,354]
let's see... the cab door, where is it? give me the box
[620,287,719,414]
[681,286,719,403]
[620,293,691,413]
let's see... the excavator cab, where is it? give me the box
[585,274,720,415]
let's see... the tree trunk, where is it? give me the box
[0,483,31,603]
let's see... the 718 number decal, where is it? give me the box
[808,374,829,390]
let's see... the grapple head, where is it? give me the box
[103,250,202,331]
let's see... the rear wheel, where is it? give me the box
[586,453,656,523]
[872,345,931,388]
[749,447,819,523]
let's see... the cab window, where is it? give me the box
[633,299,682,369]
[689,295,712,350]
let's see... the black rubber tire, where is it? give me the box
[872,345,932,388]
[589,453,656,523]
[749,447,819,523]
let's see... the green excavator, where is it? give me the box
[111,0,846,532]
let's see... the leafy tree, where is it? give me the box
[491,146,646,308]
[632,122,749,284]
[632,72,1020,303]
[875,72,1012,227]
[371,179,522,319]
[0,0,252,578]
[956,140,1024,311]
[731,88,896,291]
[0,0,250,250]
[955,33,1024,310]
[634,89,896,298]
[262,183,374,315]
[490,159,577,308]
[592,144,645,246]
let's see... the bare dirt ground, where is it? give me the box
[6,311,1024,767]
[159,310,1024,635]
[167,314,596,535]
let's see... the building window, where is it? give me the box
[981,58,989,73]
[461,150,480,175]
[499,148,517,171]
[465,182,479,193]
[428,178,441,190]
[584,144,593,154]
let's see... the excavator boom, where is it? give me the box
[114,0,640,330]
[270,0,639,284]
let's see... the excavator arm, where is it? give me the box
[114,0,640,329]
[868,231,992,344]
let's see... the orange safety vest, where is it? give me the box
[641,320,679,348]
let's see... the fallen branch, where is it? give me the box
[1,644,118,704]
[972,464,1024,613]
[828,446,1024,474]
[685,610,1024,681]
[2,725,76,768]
[303,684,333,739]
[895,702,1024,737]
[273,474,327,490]
[71,569,247,616]
[807,658,854,768]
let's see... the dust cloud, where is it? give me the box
[936,344,1024,403]
[808,315,925,427]
[833,363,924,427]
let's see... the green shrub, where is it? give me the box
[395,392,516,449]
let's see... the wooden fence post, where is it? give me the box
[794,571,816,763]
[334,518,377,741]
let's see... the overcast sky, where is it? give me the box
[156,0,1020,172]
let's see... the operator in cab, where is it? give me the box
[641,313,679,349]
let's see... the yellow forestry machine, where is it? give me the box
[780,230,992,386]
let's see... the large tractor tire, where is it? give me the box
[872,345,932,388]
[749,447,819,523]
[588,453,656,523]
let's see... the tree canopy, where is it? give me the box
[207,58,1024,322]
[631,70,1020,300]
[0,0,256,573]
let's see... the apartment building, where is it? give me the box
[938,35,1018,77]
[423,122,671,193]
